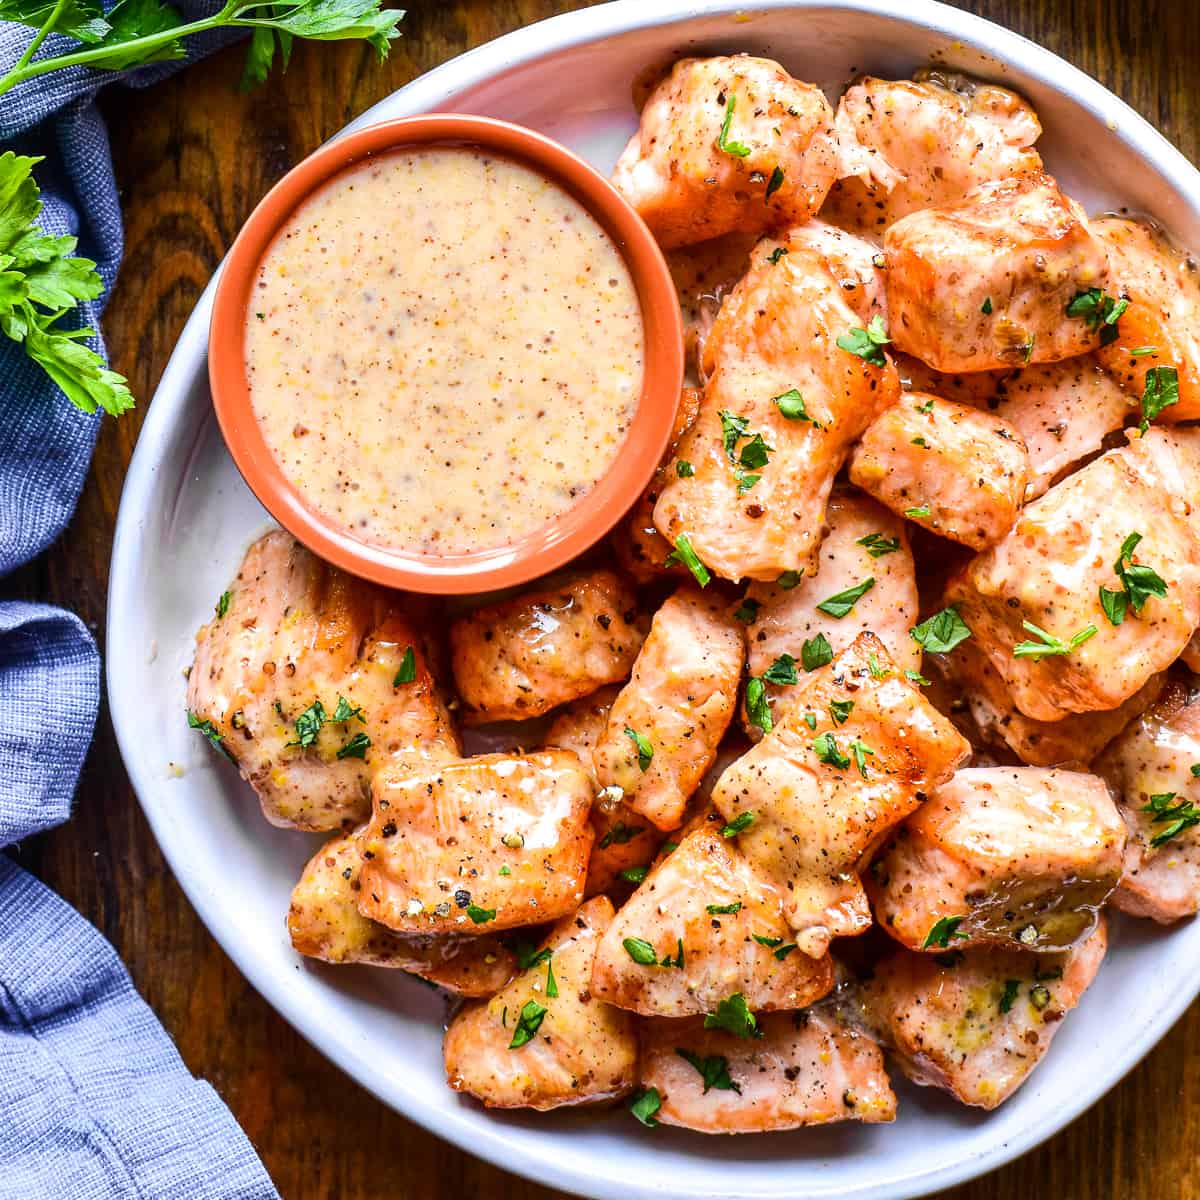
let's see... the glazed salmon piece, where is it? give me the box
[884,173,1112,372]
[770,221,888,325]
[653,243,900,583]
[849,393,1030,550]
[449,570,645,724]
[1093,217,1200,421]
[590,819,833,1017]
[945,639,1165,768]
[613,387,702,586]
[945,430,1200,722]
[611,55,838,249]
[825,71,1042,234]
[543,686,662,896]
[640,1007,896,1133]
[1095,682,1200,922]
[863,920,1107,1109]
[187,530,459,830]
[742,491,920,731]
[712,634,971,956]
[357,750,593,935]
[868,767,1125,952]
[443,897,638,1111]
[287,828,516,995]
[593,587,743,832]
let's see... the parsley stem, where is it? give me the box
[14,0,69,76]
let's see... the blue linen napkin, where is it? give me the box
[0,13,278,1200]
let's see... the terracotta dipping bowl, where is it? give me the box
[208,114,684,594]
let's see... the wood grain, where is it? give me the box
[9,1,1199,1197]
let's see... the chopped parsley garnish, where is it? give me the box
[1142,791,1200,847]
[719,410,773,492]
[867,652,890,679]
[623,937,658,965]
[999,978,1020,1014]
[849,738,875,778]
[981,296,993,315]
[829,699,854,725]
[720,811,756,838]
[772,387,810,422]
[1139,364,1179,431]
[905,669,931,686]
[1192,764,1200,777]
[1066,287,1128,344]
[288,700,326,748]
[335,732,370,760]
[905,505,932,519]
[618,866,648,885]
[857,532,900,558]
[762,653,799,686]
[498,865,511,876]
[813,732,850,769]
[215,590,231,618]
[764,166,785,202]
[910,606,972,654]
[187,711,234,760]
[745,676,773,734]
[703,993,763,1039]
[545,959,559,998]
[665,533,711,587]
[629,1087,661,1126]
[331,695,363,724]
[676,1049,740,1093]
[676,459,694,478]
[836,313,890,367]
[771,942,798,960]
[466,905,496,925]
[753,933,782,948]
[815,577,875,618]
[599,821,642,850]
[392,646,416,686]
[1012,621,1097,660]
[768,246,789,265]
[1131,345,1159,356]
[717,95,751,157]
[508,999,547,1049]
[911,436,928,448]
[801,633,833,671]
[706,901,742,915]
[776,570,803,589]
[733,596,761,623]
[1100,531,1168,625]
[803,712,817,730]
[624,726,654,771]
[660,939,686,969]
[922,915,968,950]
[512,941,552,971]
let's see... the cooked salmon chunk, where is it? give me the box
[590,819,833,1017]
[449,570,644,724]
[863,920,1107,1109]
[543,686,662,895]
[443,897,637,1110]
[611,55,838,249]
[640,1006,896,1133]
[771,221,888,325]
[869,767,1125,951]
[1095,682,1200,922]
[187,530,458,830]
[357,750,593,935]
[826,71,1042,233]
[288,829,516,994]
[945,430,1200,722]
[593,587,743,831]
[743,491,920,730]
[884,173,1112,372]
[1094,216,1200,421]
[850,393,1029,549]
[946,640,1165,768]
[653,243,900,582]
[712,634,971,955]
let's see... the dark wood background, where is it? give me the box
[10,1,1199,1196]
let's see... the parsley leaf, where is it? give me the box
[617,865,648,885]
[507,999,547,1049]
[676,1049,741,1094]
[857,532,900,558]
[335,732,370,759]
[813,731,850,769]
[629,1087,661,1126]
[624,726,654,771]
[187,710,234,761]
[776,570,803,589]
[1012,621,1097,660]
[801,633,833,671]
[330,694,363,723]
[215,590,231,618]
[288,699,326,748]
[910,606,971,654]
[981,296,993,315]
[598,821,642,850]
[703,993,763,1039]
[849,738,875,778]
[772,387,810,421]
[720,811,755,838]
[623,937,658,965]
[762,653,798,686]
[905,505,932,519]
[768,246,788,265]
[836,314,890,366]
[764,165,785,202]
[744,676,772,735]
[999,978,1020,1014]
[706,901,742,915]
[466,904,496,925]
[733,596,761,623]
[676,459,694,478]
[717,94,752,157]
[511,941,552,971]
[1105,531,1168,620]
[665,533,711,587]
[392,646,416,686]
[1142,791,1200,848]
[923,915,968,949]
[1066,287,1127,345]
[1140,365,1180,431]
[815,577,874,618]
[829,699,854,725]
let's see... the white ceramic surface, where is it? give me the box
[107,4,1200,1198]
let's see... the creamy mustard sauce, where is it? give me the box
[246,147,644,554]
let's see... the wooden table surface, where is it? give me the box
[10,1,1200,1196]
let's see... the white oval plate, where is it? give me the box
[107,3,1200,1198]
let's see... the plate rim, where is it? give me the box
[107,3,1200,1198]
